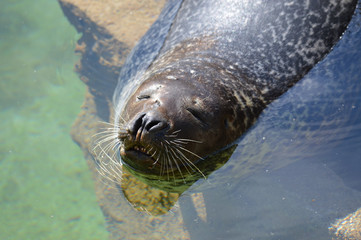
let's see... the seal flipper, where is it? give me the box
[113,0,183,113]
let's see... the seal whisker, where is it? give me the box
[165,134,178,138]
[108,163,123,180]
[95,160,121,184]
[93,140,117,155]
[165,143,184,181]
[110,145,120,161]
[111,141,120,152]
[91,130,118,143]
[96,169,116,185]
[164,145,177,184]
[97,120,123,129]
[106,137,119,150]
[161,142,170,181]
[93,127,118,133]
[96,146,123,177]
[98,169,120,184]
[97,160,111,174]
[117,114,128,125]
[171,129,181,135]
[169,141,183,147]
[91,130,118,141]
[97,173,117,186]
[176,145,204,161]
[171,147,196,172]
[153,151,161,165]
[158,152,165,178]
[96,148,116,166]
[93,135,118,148]
[158,152,166,178]
[166,142,187,183]
[169,147,193,177]
[98,129,127,138]
[173,138,203,144]
[95,140,121,166]
[147,146,154,155]
[124,108,131,123]
[151,149,158,159]
[165,129,181,138]
[96,137,118,154]
[91,126,119,142]
[95,145,117,164]
[173,146,206,179]
[167,139,195,148]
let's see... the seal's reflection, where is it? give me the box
[108,144,237,215]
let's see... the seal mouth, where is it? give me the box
[129,145,149,155]
[121,143,161,171]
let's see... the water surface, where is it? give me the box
[0,1,108,239]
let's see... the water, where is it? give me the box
[0,1,108,239]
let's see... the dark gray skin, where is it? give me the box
[112,0,357,176]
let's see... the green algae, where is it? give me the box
[0,1,108,239]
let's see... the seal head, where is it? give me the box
[119,58,262,175]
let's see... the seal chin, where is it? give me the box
[120,147,158,172]
[119,125,166,173]
[121,146,178,174]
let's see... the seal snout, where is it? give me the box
[128,112,169,142]
[119,112,171,171]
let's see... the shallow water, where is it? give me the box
[0,1,108,239]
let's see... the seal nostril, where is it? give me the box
[130,113,146,135]
[130,113,168,137]
[145,120,168,133]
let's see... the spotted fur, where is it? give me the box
[107,0,357,186]
[114,0,357,126]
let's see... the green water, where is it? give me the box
[0,1,108,239]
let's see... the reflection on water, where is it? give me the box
[0,1,108,239]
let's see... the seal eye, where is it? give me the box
[137,95,151,100]
[186,108,207,125]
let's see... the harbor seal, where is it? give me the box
[96,0,357,185]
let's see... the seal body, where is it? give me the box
[112,0,357,176]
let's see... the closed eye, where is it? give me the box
[137,95,151,100]
[186,108,207,125]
